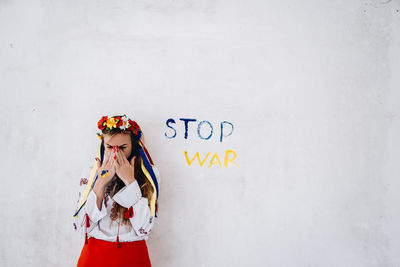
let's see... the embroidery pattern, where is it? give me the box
[80,178,88,186]
[139,227,148,235]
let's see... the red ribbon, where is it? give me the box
[81,212,91,245]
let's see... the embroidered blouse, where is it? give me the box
[72,165,161,244]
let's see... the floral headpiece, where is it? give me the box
[97,114,141,139]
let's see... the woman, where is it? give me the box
[73,114,160,267]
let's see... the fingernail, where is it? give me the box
[117,147,119,152]
[114,156,116,159]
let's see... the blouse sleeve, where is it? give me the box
[112,165,161,237]
[73,166,108,238]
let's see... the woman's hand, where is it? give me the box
[114,146,137,186]
[94,147,117,189]
[92,148,117,209]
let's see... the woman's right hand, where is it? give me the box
[94,147,117,189]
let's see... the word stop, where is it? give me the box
[165,118,234,142]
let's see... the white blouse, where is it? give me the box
[72,164,161,243]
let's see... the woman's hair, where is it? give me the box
[99,127,154,230]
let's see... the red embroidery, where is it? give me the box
[139,227,148,235]
[80,178,88,186]
[124,206,134,219]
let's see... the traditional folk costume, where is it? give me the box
[73,114,160,267]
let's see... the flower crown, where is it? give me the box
[97,114,141,139]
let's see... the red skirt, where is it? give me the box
[77,237,152,267]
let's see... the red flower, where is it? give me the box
[97,116,108,130]
[124,206,134,219]
[127,119,140,134]
[115,116,123,127]
[127,119,134,130]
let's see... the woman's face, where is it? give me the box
[103,133,132,160]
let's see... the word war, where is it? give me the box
[184,150,239,168]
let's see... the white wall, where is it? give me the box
[1,0,399,266]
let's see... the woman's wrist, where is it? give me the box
[124,176,136,186]
[93,183,105,197]
[93,183,105,210]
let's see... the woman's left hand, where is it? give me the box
[114,147,137,186]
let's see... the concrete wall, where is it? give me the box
[1,0,399,266]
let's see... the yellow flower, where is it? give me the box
[107,118,117,129]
